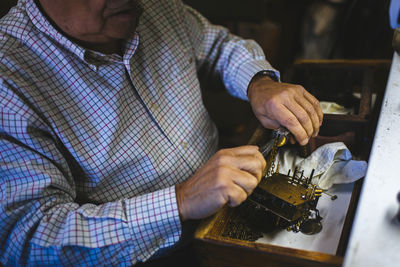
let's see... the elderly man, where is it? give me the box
[0,0,323,265]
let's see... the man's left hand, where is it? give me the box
[248,75,323,146]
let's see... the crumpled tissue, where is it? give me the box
[274,142,367,190]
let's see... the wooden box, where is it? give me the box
[194,60,391,267]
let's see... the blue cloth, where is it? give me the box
[390,0,400,29]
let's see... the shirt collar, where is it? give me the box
[82,32,139,68]
[25,0,86,61]
[25,0,140,64]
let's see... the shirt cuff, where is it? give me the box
[235,60,280,100]
[125,186,182,262]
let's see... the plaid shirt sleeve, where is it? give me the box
[0,83,181,267]
[180,2,280,100]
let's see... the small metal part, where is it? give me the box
[293,167,298,178]
[323,191,338,201]
[259,138,276,157]
[277,135,287,147]
[308,169,315,184]
[300,219,323,235]
[273,127,290,140]
[259,127,290,157]
[315,189,323,198]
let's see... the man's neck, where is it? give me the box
[77,39,124,56]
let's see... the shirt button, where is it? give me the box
[181,142,188,150]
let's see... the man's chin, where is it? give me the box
[105,10,141,40]
[104,22,137,40]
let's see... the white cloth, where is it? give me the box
[275,142,367,189]
[320,101,353,115]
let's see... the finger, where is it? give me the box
[203,147,263,179]
[283,101,314,138]
[287,102,314,137]
[235,155,266,181]
[227,183,248,207]
[274,105,309,145]
[214,152,266,181]
[221,146,267,170]
[230,168,260,195]
[303,90,324,126]
[295,95,321,137]
[222,145,260,157]
[256,115,280,130]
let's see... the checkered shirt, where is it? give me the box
[0,0,279,265]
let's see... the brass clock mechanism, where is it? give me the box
[241,129,324,235]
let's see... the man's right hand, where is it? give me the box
[175,146,266,221]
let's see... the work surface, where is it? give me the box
[343,53,400,267]
[258,183,353,255]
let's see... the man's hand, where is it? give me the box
[176,146,266,221]
[248,76,323,145]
